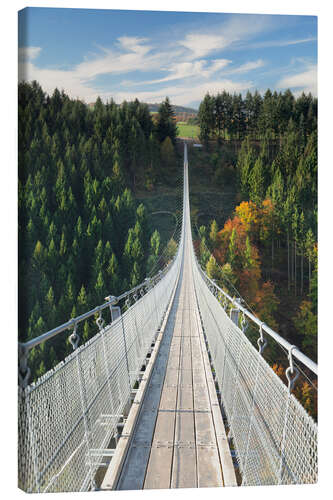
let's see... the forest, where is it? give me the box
[18,82,317,417]
[196,89,317,417]
[18,81,178,379]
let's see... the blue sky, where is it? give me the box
[18,8,317,109]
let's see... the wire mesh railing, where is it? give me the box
[18,141,317,491]
[18,245,184,493]
[185,174,318,484]
[17,157,186,493]
[191,261,318,485]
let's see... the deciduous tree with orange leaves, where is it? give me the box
[235,200,259,234]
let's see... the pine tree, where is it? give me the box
[249,157,265,204]
[305,229,315,292]
[206,255,220,281]
[209,220,219,249]
[59,231,67,257]
[155,97,177,144]
[106,253,120,294]
[244,236,253,269]
[95,271,106,303]
[160,137,176,177]
[150,230,160,257]
[77,285,88,314]
[228,228,237,269]
[198,93,215,147]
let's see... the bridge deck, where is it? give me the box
[101,209,236,490]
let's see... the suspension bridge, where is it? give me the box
[18,143,317,492]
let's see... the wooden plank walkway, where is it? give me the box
[101,223,237,490]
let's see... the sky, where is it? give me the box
[18,7,317,109]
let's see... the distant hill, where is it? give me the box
[146,103,198,114]
[87,101,198,115]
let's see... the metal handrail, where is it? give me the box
[196,263,318,376]
[18,257,175,354]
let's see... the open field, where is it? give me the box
[177,122,200,139]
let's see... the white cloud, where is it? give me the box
[74,37,159,81]
[18,46,41,62]
[208,59,232,74]
[277,64,317,95]
[141,58,231,85]
[228,59,265,74]
[18,37,167,101]
[117,36,151,55]
[178,15,270,60]
[180,34,229,59]
[18,61,100,102]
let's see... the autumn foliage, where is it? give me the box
[204,200,317,420]
[210,199,279,327]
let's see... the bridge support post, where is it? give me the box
[230,298,242,327]
[18,343,30,388]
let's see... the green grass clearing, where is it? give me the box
[177,123,200,139]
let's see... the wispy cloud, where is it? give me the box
[140,59,231,85]
[246,37,316,50]
[227,59,265,75]
[18,34,249,103]
[277,63,317,96]
[74,37,162,81]
[178,14,271,59]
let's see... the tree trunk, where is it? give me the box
[289,234,295,288]
[287,230,290,291]
[309,259,311,293]
[294,239,297,296]
[271,238,274,275]
[301,249,303,295]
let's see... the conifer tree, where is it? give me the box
[155,97,177,144]
[249,157,265,204]
[198,93,215,147]
[209,220,219,249]
[228,228,237,269]
[206,255,220,281]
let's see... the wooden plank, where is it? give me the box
[164,368,179,387]
[176,387,193,411]
[170,297,197,488]
[144,412,175,489]
[196,445,223,488]
[171,412,197,489]
[189,304,224,489]
[194,305,237,487]
[159,387,178,410]
[171,447,197,489]
[195,411,222,487]
[144,446,174,490]
[144,287,184,489]
[173,411,195,444]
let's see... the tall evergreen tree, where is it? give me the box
[155,97,177,145]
